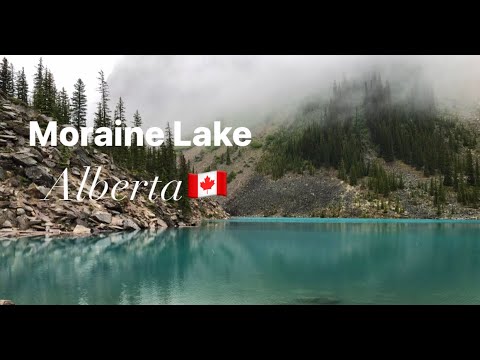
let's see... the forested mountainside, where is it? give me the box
[185,74,480,219]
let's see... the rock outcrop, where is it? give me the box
[0,90,228,239]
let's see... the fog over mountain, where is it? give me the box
[107,55,480,132]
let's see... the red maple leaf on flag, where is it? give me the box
[200,175,215,193]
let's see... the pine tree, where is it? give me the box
[164,123,176,180]
[114,97,126,129]
[93,70,111,130]
[33,58,44,110]
[70,79,87,130]
[56,88,70,125]
[466,150,475,186]
[226,147,232,165]
[15,67,29,104]
[131,110,145,171]
[0,57,11,94]
[443,155,453,186]
[475,158,479,187]
[133,110,142,128]
[113,97,128,165]
[178,153,191,214]
[7,63,15,97]
[42,69,57,116]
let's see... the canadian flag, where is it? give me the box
[188,170,227,198]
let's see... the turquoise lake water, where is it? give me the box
[1,218,480,304]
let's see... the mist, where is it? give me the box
[107,55,480,132]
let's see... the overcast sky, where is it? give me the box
[1,55,123,122]
[107,55,480,131]
[1,55,480,130]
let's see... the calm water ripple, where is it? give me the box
[1,219,480,304]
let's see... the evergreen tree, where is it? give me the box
[178,153,191,214]
[226,147,232,165]
[7,63,15,97]
[114,97,126,129]
[443,154,453,186]
[56,88,70,125]
[15,67,29,104]
[93,70,111,130]
[475,158,479,187]
[466,150,475,186]
[33,58,44,110]
[70,79,87,130]
[42,69,57,116]
[113,97,128,165]
[164,123,176,180]
[131,110,145,171]
[0,57,12,95]
[133,110,142,128]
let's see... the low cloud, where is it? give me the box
[107,55,480,131]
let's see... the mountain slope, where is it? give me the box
[0,91,228,239]
[185,75,480,220]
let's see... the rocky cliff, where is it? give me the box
[0,91,228,239]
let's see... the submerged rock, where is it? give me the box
[0,300,14,305]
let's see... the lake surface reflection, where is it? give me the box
[1,219,480,304]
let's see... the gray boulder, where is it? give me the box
[71,147,91,166]
[123,218,140,230]
[12,153,37,167]
[26,183,51,199]
[92,211,112,224]
[25,166,56,187]
[16,215,30,230]
[28,148,44,162]
[73,224,91,234]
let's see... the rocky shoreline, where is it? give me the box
[0,92,229,240]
